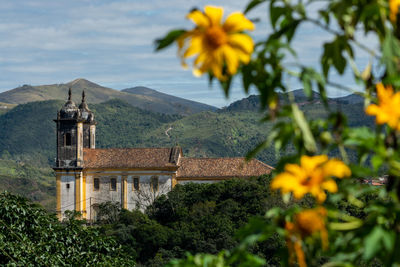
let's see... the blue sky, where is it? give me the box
[0,0,377,107]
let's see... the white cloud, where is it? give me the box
[0,0,373,106]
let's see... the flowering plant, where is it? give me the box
[157,1,400,266]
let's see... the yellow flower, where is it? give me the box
[271,155,351,203]
[366,83,400,131]
[286,207,328,267]
[390,0,400,22]
[178,6,255,80]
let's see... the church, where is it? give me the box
[54,90,273,220]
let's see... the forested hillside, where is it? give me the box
[0,92,374,209]
[0,78,216,115]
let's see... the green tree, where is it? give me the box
[0,192,135,266]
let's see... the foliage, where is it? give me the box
[0,93,373,210]
[0,191,135,266]
[157,0,400,266]
[0,158,55,210]
[98,176,289,266]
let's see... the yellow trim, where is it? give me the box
[172,174,177,188]
[84,167,178,172]
[177,177,239,181]
[75,173,81,213]
[83,171,175,177]
[82,174,86,219]
[56,174,61,220]
[123,176,127,209]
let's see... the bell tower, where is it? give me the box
[54,89,96,220]
[54,88,82,168]
[78,90,96,149]
[54,89,96,168]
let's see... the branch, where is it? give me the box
[306,17,381,60]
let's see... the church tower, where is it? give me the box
[54,89,96,168]
[54,89,96,219]
[78,90,96,149]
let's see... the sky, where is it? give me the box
[0,0,378,107]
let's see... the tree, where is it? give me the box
[0,192,135,266]
[157,1,400,266]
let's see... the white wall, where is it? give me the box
[60,175,75,216]
[82,171,174,220]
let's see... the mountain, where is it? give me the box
[0,102,16,115]
[0,99,181,166]
[0,79,217,115]
[122,86,217,114]
[222,89,365,112]
[0,93,374,209]
[335,93,364,104]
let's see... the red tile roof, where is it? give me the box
[176,157,273,178]
[83,147,180,169]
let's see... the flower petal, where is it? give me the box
[228,33,254,54]
[183,36,203,58]
[322,160,351,178]
[204,6,223,26]
[365,104,380,116]
[301,155,328,174]
[223,12,255,32]
[222,45,239,75]
[321,179,338,193]
[187,10,209,28]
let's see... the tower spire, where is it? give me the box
[68,88,72,101]
[82,90,86,102]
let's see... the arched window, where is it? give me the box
[110,178,117,191]
[150,176,158,192]
[133,177,140,191]
[93,178,100,191]
[64,132,72,146]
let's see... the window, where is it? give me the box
[133,177,140,191]
[150,176,159,192]
[66,183,70,189]
[94,178,100,191]
[64,132,72,146]
[110,178,117,191]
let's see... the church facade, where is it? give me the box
[54,90,273,220]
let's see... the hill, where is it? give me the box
[0,158,55,210]
[122,86,217,113]
[0,93,374,209]
[221,89,365,113]
[0,102,16,115]
[0,78,217,115]
[0,99,181,166]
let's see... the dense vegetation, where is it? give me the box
[0,93,374,209]
[96,176,291,266]
[0,158,55,210]
[0,91,373,166]
[0,191,135,266]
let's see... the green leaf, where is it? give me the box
[270,4,287,29]
[363,226,394,261]
[371,155,384,170]
[382,32,400,76]
[154,29,185,51]
[244,0,266,14]
[291,104,317,153]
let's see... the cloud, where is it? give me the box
[0,0,374,107]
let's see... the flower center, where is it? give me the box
[205,26,227,48]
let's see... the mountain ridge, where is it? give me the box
[0,78,217,115]
[222,89,365,112]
